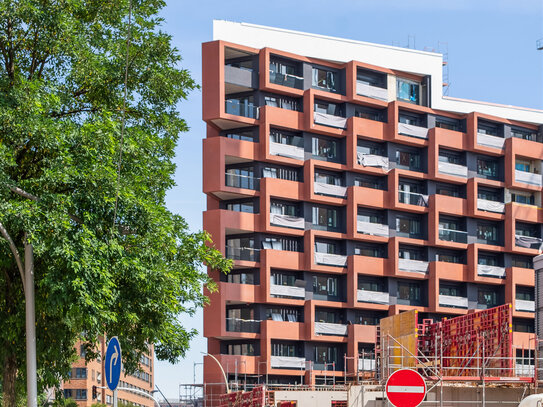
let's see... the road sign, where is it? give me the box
[105,336,122,391]
[385,369,426,407]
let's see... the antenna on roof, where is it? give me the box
[438,41,451,96]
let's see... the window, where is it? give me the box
[264,95,301,111]
[514,319,534,333]
[477,223,499,244]
[399,112,424,126]
[436,250,465,264]
[314,345,339,365]
[314,101,343,116]
[270,129,303,147]
[270,59,298,76]
[312,67,338,92]
[478,121,499,136]
[399,181,426,206]
[226,271,255,285]
[357,209,384,224]
[80,345,86,358]
[359,279,385,292]
[439,285,463,297]
[271,271,297,287]
[226,59,253,71]
[354,175,386,190]
[315,309,342,323]
[263,166,299,182]
[225,129,254,141]
[357,69,386,88]
[227,201,255,213]
[315,241,339,254]
[355,312,381,325]
[272,342,299,357]
[355,106,385,122]
[355,243,386,258]
[478,289,497,307]
[269,58,303,89]
[516,287,534,301]
[312,137,338,160]
[63,390,73,399]
[226,237,256,261]
[436,183,463,198]
[266,307,301,322]
[477,158,499,179]
[357,141,385,156]
[511,126,537,141]
[225,166,256,189]
[225,95,257,118]
[75,368,87,379]
[396,150,421,170]
[439,150,464,165]
[262,236,301,252]
[516,222,539,237]
[75,389,87,400]
[515,160,531,173]
[227,343,256,356]
[313,276,338,298]
[396,216,421,238]
[315,171,342,186]
[512,255,532,269]
[312,206,339,230]
[478,252,500,266]
[271,201,298,217]
[478,187,501,202]
[397,79,420,104]
[436,116,462,132]
[398,282,421,302]
[511,192,535,205]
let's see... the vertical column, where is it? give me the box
[534,254,543,380]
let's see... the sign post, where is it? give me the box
[385,369,426,407]
[105,337,122,407]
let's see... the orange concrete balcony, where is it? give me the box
[261,320,306,341]
[219,282,258,304]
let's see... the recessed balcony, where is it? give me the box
[269,70,303,89]
[270,284,306,299]
[225,99,259,119]
[515,170,543,187]
[438,294,468,308]
[314,252,348,267]
[356,81,388,101]
[270,213,305,230]
[438,161,468,178]
[477,264,506,278]
[226,318,261,333]
[357,289,389,304]
[314,181,348,198]
[477,199,505,214]
[515,299,535,312]
[225,172,260,190]
[314,322,348,336]
[269,142,305,161]
[398,258,429,274]
[270,356,306,369]
[515,235,543,250]
[313,112,347,129]
[438,228,468,244]
[398,191,428,207]
[357,153,389,170]
[357,220,389,237]
[477,132,505,149]
[225,246,260,262]
[398,123,428,139]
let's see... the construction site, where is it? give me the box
[181,298,543,407]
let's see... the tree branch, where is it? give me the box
[0,221,25,292]
[9,185,38,201]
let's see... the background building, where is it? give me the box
[62,339,154,407]
[202,21,543,402]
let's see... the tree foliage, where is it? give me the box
[0,0,231,404]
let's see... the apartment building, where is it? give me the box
[202,21,543,397]
[62,339,154,407]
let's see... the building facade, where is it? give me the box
[62,339,154,407]
[202,21,543,398]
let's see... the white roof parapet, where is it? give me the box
[213,20,543,124]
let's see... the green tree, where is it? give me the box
[0,1,231,406]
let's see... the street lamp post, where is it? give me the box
[201,352,230,394]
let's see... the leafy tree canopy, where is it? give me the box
[0,0,230,405]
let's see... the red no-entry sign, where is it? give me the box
[385,369,427,407]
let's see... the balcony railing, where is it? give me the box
[515,169,543,186]
[225,172,260,190]
[477,132,505,149]
[269,141,305,161]
[224,65,254,89]
[314,181,348,198]
[270,356,306,369]
[270,284,306,299]
[357,153,389,170]
[314,322,348,336]
[398,190,428,207]
[269,70,304,89]
[226,317,261,333]
[357,220,389,237]
[438,228,468,244]
[477,198,505,213]
[515,299,535,312]
[313,112,347,129]
[314,252,348,267]
[439,294,468,308]
[358,358,376,372]
[438,161,468,178]
[398,123,428,139]
[270,213,305,230]
[225,99,259,119]
[356,81,388,101]
[225,246,260,262]
[398,258,429,273]
[357,289,389,304]
[477,264,506,278]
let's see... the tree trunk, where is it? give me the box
[2,353,17,407]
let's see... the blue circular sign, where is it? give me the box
[105,336,122,391]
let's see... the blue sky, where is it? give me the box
[154,0,543,399]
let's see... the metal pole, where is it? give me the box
[235,360,238,392]
[25,240,37,407]
[113,389,118,407]
[201,352,230,393]
[482,338,486,407]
